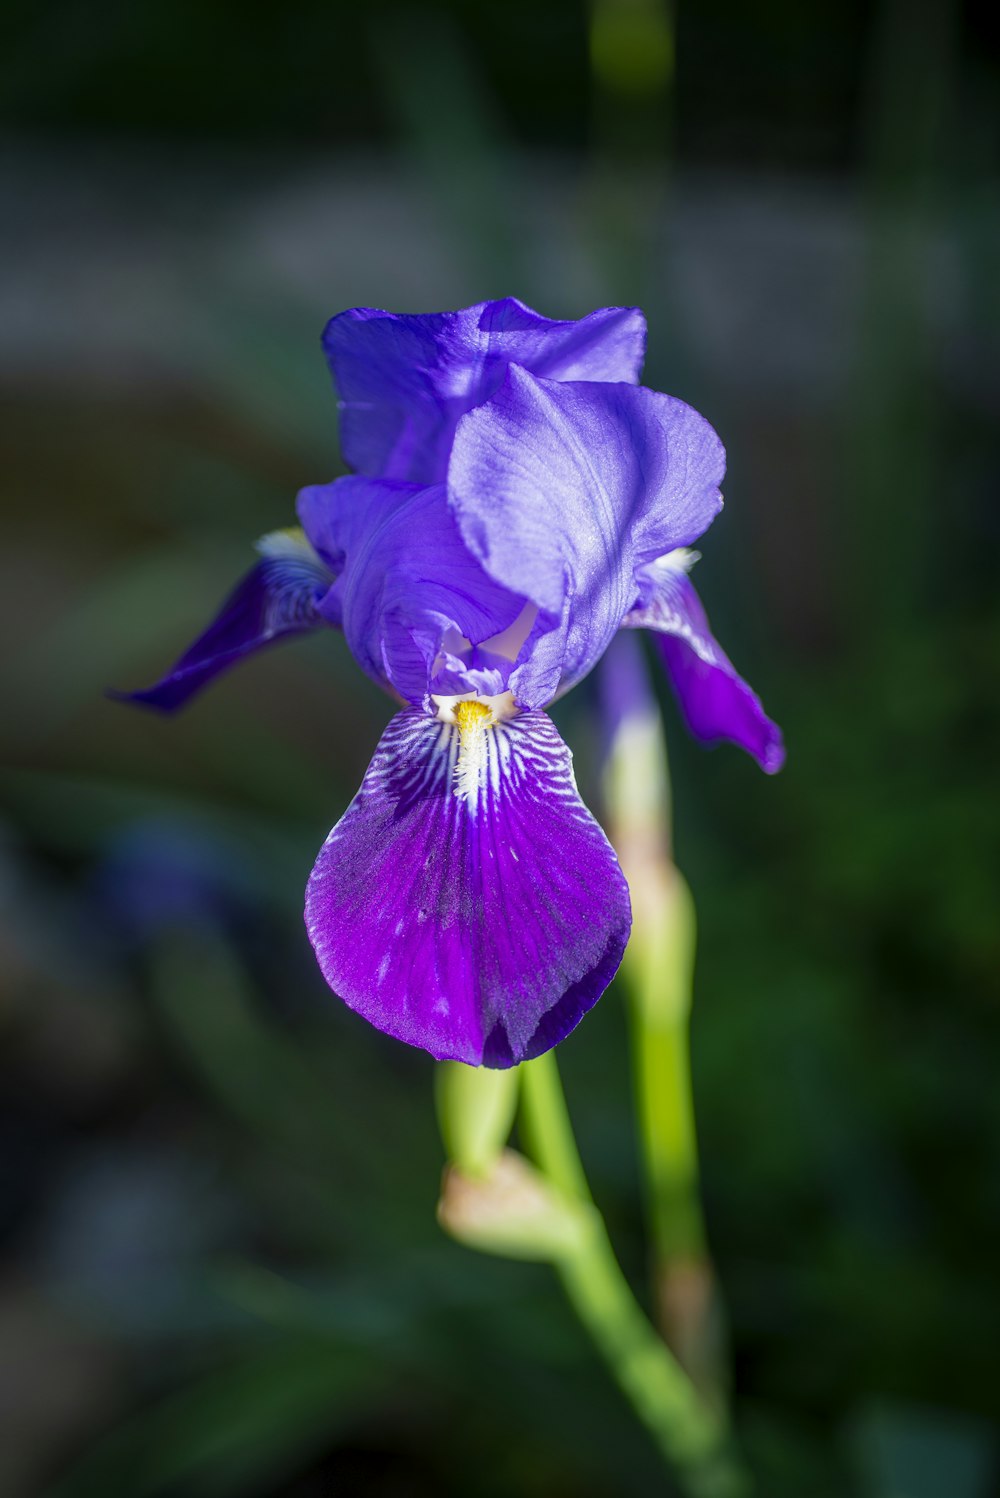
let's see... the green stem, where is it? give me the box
[519,1051,591,1202]
[626,871,706,1265]
[520,1055,751,1498]
[601,644,718,1384]
[638,1009,705,1257]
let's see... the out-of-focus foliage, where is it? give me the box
[1,1,998,1494]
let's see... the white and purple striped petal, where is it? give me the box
[305,706,631,1067]
[323,298,647,484]
[448,367,727,707]
[115,529,335,712]
[624,552,785,773]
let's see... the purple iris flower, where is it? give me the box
[119,298,783,1067]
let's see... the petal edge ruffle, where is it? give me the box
[323,298,647,484]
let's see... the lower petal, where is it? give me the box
[114,529,334,711]
[624,553,785,773]
[305,708,631,1067]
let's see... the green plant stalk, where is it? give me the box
[434,1059,519,1178]
[520,1055,750,1498]
[625,876,730,1407]
[624,869,706,1265]
[600,649,713,1341]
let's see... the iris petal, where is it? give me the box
[323,298,647,484]
[624,553,785,773]
[298,478,524,703]
[115,530,334,712]
[305,707,631,1067]
[448,366,726,707]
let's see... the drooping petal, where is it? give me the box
[305,707,631,1067]
[298,477,525,703]
[623,552,785,773]
[323,298,647,484]
[448,366,726,707]
[115,529,334,712]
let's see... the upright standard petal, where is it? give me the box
[448,367,726,707]
[323,298,647,484]
[623,552,785,773]
[298,477,524,703]
[305,706,631,1067]
[115,530,334,711]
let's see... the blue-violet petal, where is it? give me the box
[323,298,647,484]
[305,706,631,1066]
[114,529,334,712]
[448,366,726,707]
[298,477,524,703]
[624,552,785,773]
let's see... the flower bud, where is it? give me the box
[437,1150,594,1261]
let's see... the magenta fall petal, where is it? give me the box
[304,707,631,1067]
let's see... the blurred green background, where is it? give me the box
[2,0,998,1494]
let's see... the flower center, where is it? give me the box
[431,691,518,803]
[453,699,492,802]
[454,697,493,735]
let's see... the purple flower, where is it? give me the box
[119,298,783,1067]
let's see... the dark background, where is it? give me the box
[2,1,999,1494]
